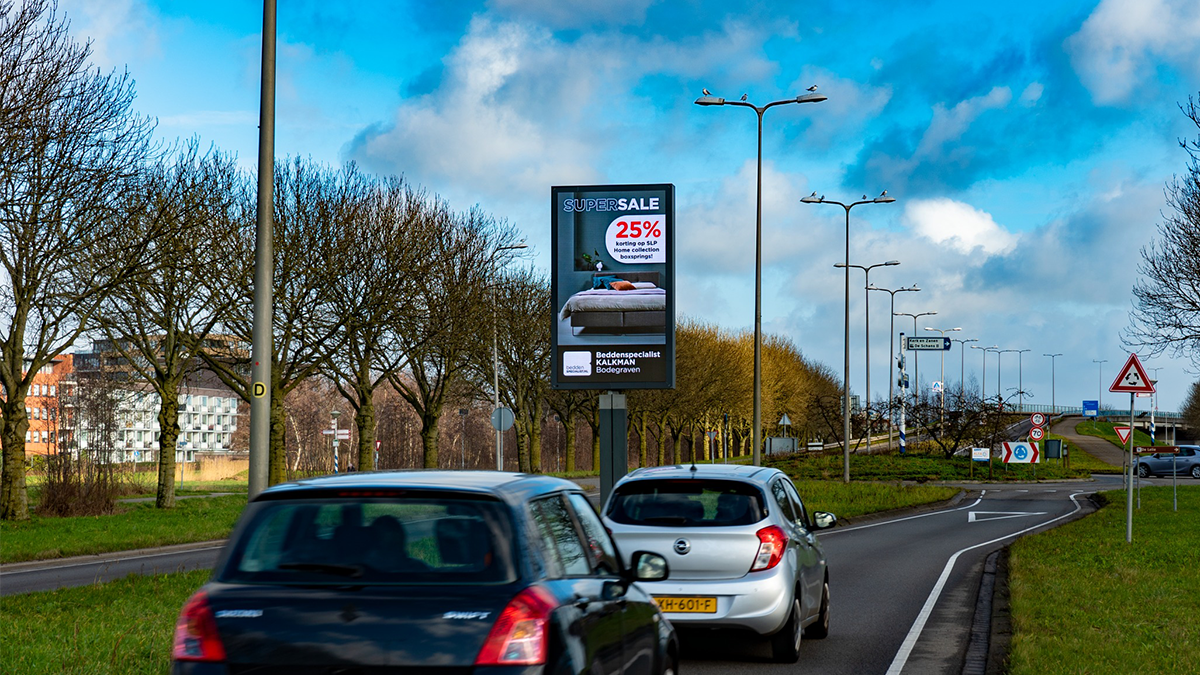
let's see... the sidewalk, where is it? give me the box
[1051,416,1125,466]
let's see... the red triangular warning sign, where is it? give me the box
[1114,426,1132,444]
[1108,353,1155,394]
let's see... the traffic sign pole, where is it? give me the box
[1126,392,1134,543]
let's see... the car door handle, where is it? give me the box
[573,596,591,609]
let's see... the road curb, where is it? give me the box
[0,539,227,573]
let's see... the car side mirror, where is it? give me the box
[628,551,669,582]
[812,511,837,530]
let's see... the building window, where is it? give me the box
[49,385,56,396]
[41,430,48,442]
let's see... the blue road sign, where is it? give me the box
[1082,400,1099,417]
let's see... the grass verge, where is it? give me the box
[1045,432,1122,474]
[1073,420,1159,449]
[1008,486,1200,674]
[0,570,208,675]
[769,451,1091,483]
[0,495,246,564]
[792,479,959,519]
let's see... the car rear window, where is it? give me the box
[607,479,765,527]
[219,496,515,585]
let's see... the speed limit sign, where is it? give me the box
[1029,426,1046,441]
[1030,412,1047,427]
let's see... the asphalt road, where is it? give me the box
[678,480,1098,675]
[0,542,223,596]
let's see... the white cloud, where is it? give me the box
[1019,82,1043,107]
[787,66,892,150]
[488,0,657,29]
[916,87,1012,158]
[1066,0,1200,105]
[58,0,159,70]
[903,198,1018,257]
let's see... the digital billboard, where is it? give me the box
[551,184,675,389]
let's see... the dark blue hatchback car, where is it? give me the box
[172,471,677,675]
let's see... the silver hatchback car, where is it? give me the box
[601,464,836,663]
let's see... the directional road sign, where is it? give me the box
[1029,426,1046,441]
[1030,412,1046,427]
[1113,426,1132,444]
[1002,441,1040,463]
[321,429,350,439]
[903,336,951,351]
[1136,446,1178,454]
[1082,400,1099,417]
[1109,353,1155,394]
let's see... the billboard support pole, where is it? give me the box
[599,392,627,505]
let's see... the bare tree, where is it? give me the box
[1127,93,1200,365]
[96,143,244,508]
[490,266,551,473]
[388,208,519,468]
[200,158,349,485]
[1180,379,1200,431]
[323,175,436,472]
[1,0,158,520]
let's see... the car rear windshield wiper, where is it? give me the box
[277,562,364,578]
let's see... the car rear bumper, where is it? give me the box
[639,563,792,635]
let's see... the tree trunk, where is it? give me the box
[564,411,577,472]
[530,402,543,472]
[515,419,531,473]
[638,412,648,468]
[420,409,440,469]
[672,425,683,464]
[0,394,30,520]
[590,406,600,471]
[657,413,670,465]
[270,387,288,484]
[356,388,376,471]
[155,379,182,508]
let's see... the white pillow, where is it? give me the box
[631,281,657,289]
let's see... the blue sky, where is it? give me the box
[61,0,1200,414]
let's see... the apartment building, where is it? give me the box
[22,354,76,456]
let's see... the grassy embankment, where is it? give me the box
[1008,486,1200,674]
[1073,419,1159,449]
[770,450,1092,483]
[0,495,245,564]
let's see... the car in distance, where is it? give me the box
[1136,445,1200,479]
[172,471,678,675]
[601,464,837,663]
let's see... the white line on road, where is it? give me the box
[820,492,986,537]
[884,492,1089,675]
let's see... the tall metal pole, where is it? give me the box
[753,109,764,468]
[1127,392,1134,543]
[1094,359,1107,413]
[698,91,826,466]
[872,285,920,451]
[1044,354,1062,416]
[1014,349,1030,412]
[249,0,276,499]
[493,297,501,471]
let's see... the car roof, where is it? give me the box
[255,470,583,504]
[616,463,780,486]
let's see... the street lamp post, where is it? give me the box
[696,88,826,467]
[1012,349,1031,412]
[894,311,937,402]
[924,326,961,427]
[867,284,920,451]
[1044,353,1062,415]
[492,243,528,471]
[1093,359,1108,413]
[952,338,979,396]
[802,192,896,482]
[972,345,999,403]
[835,260,900,456]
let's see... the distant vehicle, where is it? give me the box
[601,464,836,663]
[172,471,677,675]
[1136,445,1200,479]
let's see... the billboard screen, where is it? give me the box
[551,184,675,389]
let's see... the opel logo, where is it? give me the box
[673,538,691,555]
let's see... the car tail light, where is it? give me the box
[750,525,789,572]
[172,590,227,662]
[475,585,557,665]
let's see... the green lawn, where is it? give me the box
[1073,420,1161,450]
[1008,487,1200,674]
[769,451,1092,483]
[0,495,246,564]
[792,479,958,519]
[0,570,209,675]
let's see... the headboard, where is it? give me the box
[592,271,660,285]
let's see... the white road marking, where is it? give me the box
[967,511,1047,523]
[820,493,985,536]
[884,492,1089,675]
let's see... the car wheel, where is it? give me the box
[1192,465,1200,479]
[804,579,830,639]
[660,653,677,675]
[770,595,802,663]
[1137,464,1150,478]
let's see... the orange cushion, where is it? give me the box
[609,280,636,291]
